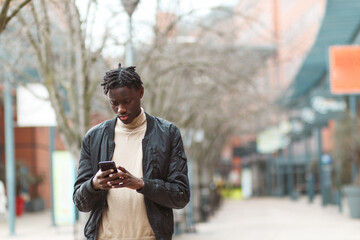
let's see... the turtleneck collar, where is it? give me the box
[117,108,146,130]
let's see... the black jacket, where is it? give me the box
[73,113,190,240]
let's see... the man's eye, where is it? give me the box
[111,101,117,106]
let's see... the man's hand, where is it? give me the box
[111,166,144,190]
[91,169,118,190]
[91,166,144,190]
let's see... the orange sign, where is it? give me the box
[329,45,360,94]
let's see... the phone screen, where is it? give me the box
[98,161,118,177]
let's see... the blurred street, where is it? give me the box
[1,0,360,240]
[175,196,360,240]
[1,196,360,240]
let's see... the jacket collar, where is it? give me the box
[144,112,154,137]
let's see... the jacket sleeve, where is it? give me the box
[73,133,103,212]
[137,125,190,209]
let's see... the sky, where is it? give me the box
[133,0,239,41]
[77,0,239,57]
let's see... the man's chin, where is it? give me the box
[118,116,132,124]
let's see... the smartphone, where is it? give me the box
[98,161,118,177]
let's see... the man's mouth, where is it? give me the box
[119,115,129,121]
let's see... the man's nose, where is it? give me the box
[117,105,126,114]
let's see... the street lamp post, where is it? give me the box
[121,0,140,66]
[4,75,16,236]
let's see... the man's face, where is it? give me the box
[108,86,144,124]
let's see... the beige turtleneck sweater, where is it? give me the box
[97,109,155,240]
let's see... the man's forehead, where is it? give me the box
[108,87,135,98]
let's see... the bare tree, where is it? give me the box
[1,0,115,161]
[137,6,273,167]
[1,2,114,237]
[0,0,31,34]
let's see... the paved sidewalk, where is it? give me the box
[174,197,360,240]
[1,196,359,240]
[0,210,74,240]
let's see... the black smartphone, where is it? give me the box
[98,161,118,177]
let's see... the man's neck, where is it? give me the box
[118,108,145,130]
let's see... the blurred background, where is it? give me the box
[0,0,360,239]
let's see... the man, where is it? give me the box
[73,64,190,240]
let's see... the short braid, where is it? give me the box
[101,63,143,94]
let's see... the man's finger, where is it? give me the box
[101,169,114,177]
[118,166,128,173]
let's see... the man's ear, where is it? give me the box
[139,86,144,99]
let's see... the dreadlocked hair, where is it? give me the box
[101,63,143,95]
